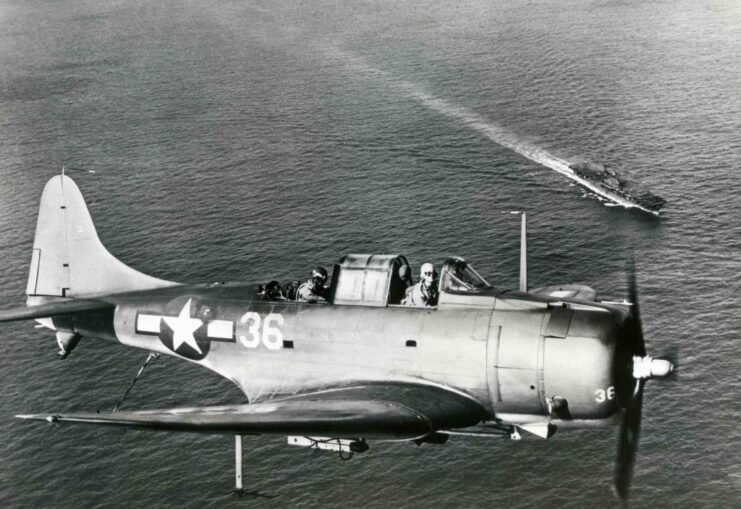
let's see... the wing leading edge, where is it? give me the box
[18,383,488,440]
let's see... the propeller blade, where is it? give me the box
[615,379,645,501]
[615,261,648,406]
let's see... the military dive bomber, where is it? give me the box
[0,174,675,501]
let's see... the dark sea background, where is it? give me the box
[0,0,739,507]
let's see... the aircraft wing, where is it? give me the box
[0,299,114,322]
[17,383,487,440]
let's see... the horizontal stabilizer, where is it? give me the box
[0,299,113,322]
[17,383,487,439]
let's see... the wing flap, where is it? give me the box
[0,299,113,322]
[17,383,487,439]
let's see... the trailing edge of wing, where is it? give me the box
[0,299,114,322]
[17,383,488,439]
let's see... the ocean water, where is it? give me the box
[0,0,739,507]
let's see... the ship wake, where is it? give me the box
[329,46,660,215]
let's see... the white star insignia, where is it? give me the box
[162,298,203,354]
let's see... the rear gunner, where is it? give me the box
[297,266,329,303]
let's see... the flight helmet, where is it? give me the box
[311,266,328,287]
[420,262,436,286]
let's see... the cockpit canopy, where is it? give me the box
[331,254,491,307]
[333,254,411,307]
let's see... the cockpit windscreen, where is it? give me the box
[440,258,492,293]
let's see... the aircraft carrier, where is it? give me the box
[568,162,666,214]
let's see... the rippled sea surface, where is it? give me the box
[1,0,739,507]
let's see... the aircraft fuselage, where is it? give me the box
[43,283,623,430]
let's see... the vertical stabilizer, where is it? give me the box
[26,175,177,299]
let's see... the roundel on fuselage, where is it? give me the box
[156,298,211,360]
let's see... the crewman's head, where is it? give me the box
[311,266,328,288]
[264,280,282,300]
[420,262,436,287]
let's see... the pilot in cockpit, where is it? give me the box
[402,262,438,307]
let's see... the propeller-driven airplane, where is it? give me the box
[1,174,675,501]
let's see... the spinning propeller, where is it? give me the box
[613,263,676,502]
